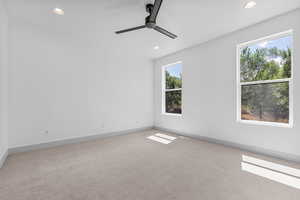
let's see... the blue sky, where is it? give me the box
[248,35,292,52]
[166,63,182,78]
[245,35,292,66]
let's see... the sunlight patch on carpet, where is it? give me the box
[155,133,177,141]
[241,155,300,189]
[147,135,172,144]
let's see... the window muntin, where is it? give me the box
[162,62,182,115]
[238,31,293,126]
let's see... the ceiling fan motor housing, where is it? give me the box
[145,4,156,28]
[145,16,156,28]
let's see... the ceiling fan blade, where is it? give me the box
[154,26,177,39]
[149,0,163,22]
[115,25,146,34]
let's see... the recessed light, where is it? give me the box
[244,1,257,9]
[53,8,64,15]
[154,46,160,50]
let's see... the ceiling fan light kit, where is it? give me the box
[115,0,177,39]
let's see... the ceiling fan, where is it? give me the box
[115,0,177,39]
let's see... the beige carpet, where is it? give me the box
[1,129,300,200]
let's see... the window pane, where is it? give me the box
[241,82,289,123]
[165,63,182,89]
[240,35,292,82]
[166,90,182,114]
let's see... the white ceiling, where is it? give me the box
[6,0,300,59]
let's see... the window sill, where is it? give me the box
[237,119,293,128]
[162,113,182,117]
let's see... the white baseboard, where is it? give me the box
[7,125,299,164]
[8,126,153,155]
[154,126,300,163]
[0,149,8,169]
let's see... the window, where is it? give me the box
[237,30,293,127]
[162,62,182,115]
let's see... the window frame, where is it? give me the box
[236,30,293,128]
[161,61,183,117]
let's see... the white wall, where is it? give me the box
[0,0,8,160]
[7,20,154,148]
[154,10,300,157]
